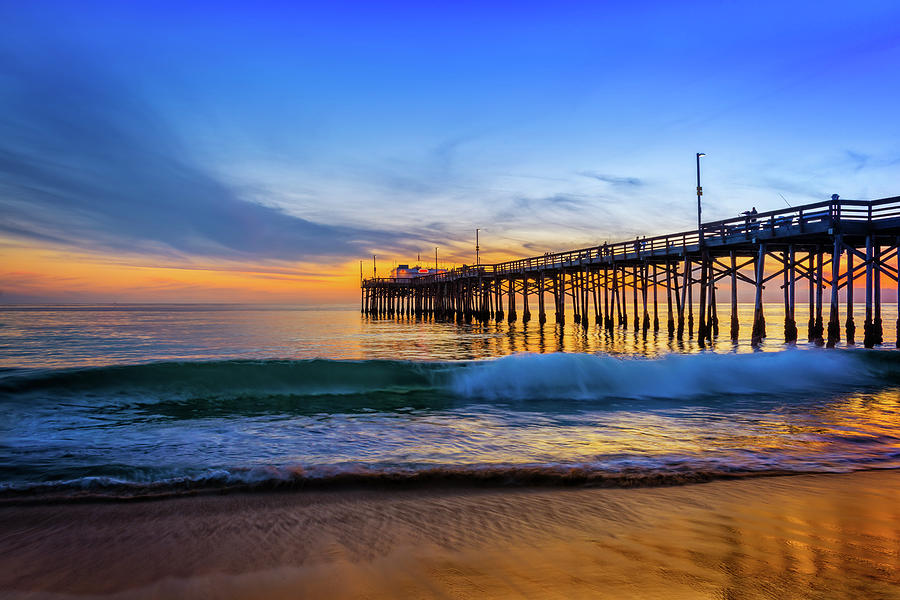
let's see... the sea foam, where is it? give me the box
[451,350,873,400]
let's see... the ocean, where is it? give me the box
[2,303,899,500]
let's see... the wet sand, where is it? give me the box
[2,471,900,599]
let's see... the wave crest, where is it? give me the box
[0,349,888,407]
[451,350,874,400]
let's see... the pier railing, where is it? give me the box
[364,196,900,286]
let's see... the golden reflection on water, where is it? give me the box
[358,302,900,361]
[2,302,899,368]
[306,387,900,473]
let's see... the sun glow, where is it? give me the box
[0,243,362,304]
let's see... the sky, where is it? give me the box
[1,1,899,303]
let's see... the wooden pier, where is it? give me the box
[361,196,900,348]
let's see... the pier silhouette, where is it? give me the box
[362,196,900,348]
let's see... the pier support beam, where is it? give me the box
[522,276,531,324]
[813,246,825,346]
[687,260,694,339]
[603,268,612,331]
[846,249,855,344]
[896,238,900,348]
[751,244,767,346]
[697,254,708,346]
[807,251,816,342]
[666,262,675,336]
[571,273,581,325]
[581,269,590,328]
[784,247,798,343]
[677,257,688,340]
[652,264,660,331]
[538,273,546,324]
[864,235,875,347]
[874,243,883,345]
[641,264,650,333]
[612,268,621,328]
[632,266,640,332]
[730,252,739,341]
[507,279,517,323]
[555,274,565,324]
[827,236,841,348]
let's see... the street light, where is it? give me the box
[696,152,706,244]
[475,228,480,266]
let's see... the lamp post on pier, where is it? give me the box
[695,152,708,344]
[696,152,706,245]
[475,228,480,266]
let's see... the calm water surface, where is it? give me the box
[1,303,899,497]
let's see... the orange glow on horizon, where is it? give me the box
[0,243,363,304]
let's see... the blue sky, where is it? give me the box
[1,1,899,300]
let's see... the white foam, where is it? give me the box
[451,349,868,400]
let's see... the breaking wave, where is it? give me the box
[452,349,882,399]
[0,348,888,407]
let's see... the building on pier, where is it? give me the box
[390,265,448,279]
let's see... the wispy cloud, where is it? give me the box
[751,177,825,201]
[845,150,870,172]
[578,171,644,187]
[0,50,394,263]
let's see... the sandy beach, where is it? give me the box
[2,471,900,599]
